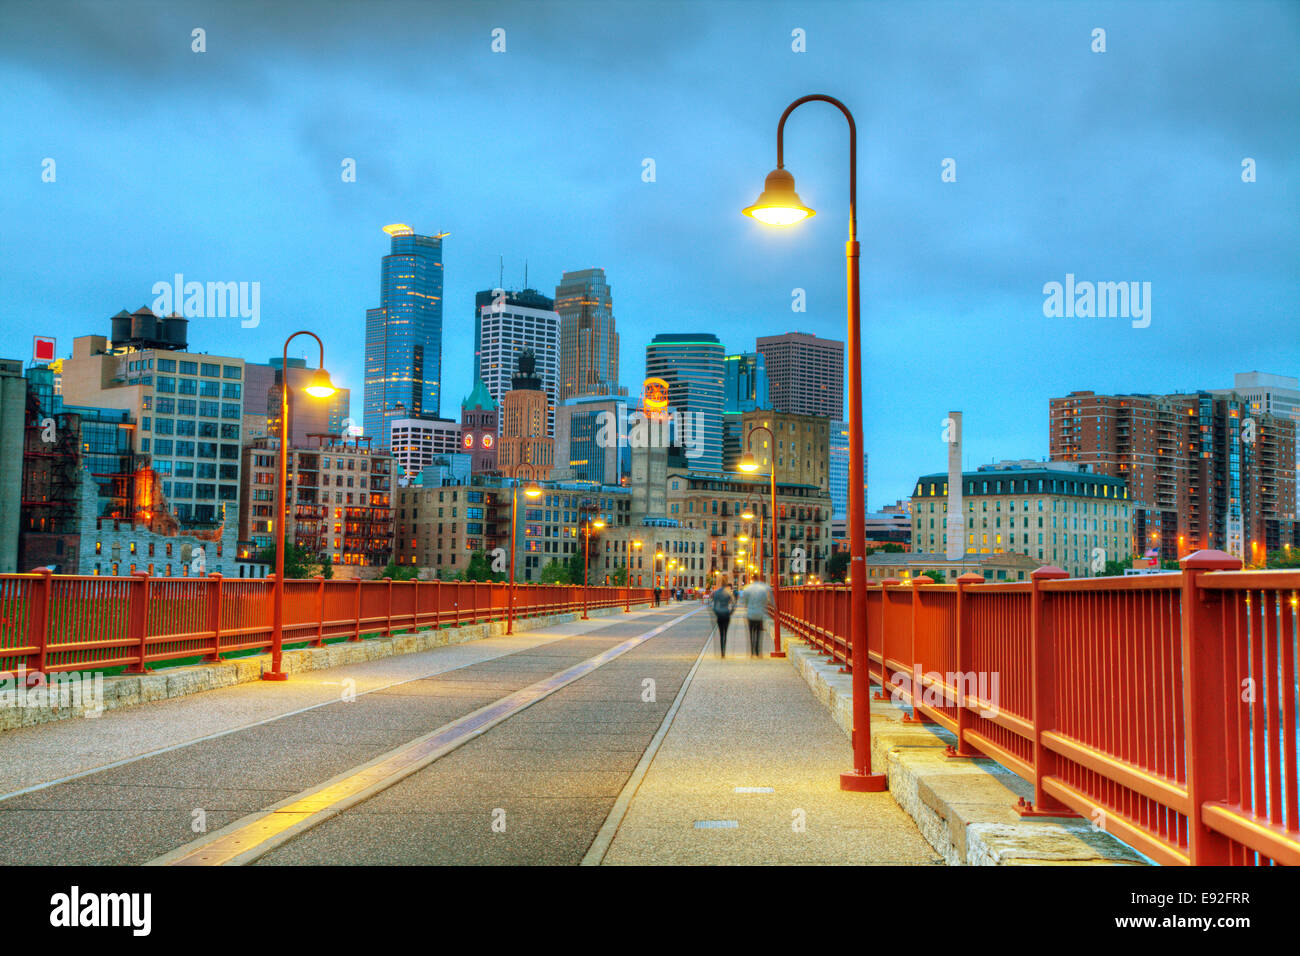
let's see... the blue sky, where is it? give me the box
[1,0,1296,508]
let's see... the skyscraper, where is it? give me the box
[829,419,868,520]
[364,224,446,451]
[756,332,844,419]
[473,288,560,436]
[1212,372,1300,513]
[645,333,725,472]
[556,268,625,400]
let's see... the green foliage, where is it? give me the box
[826,550,851,583]
[378,560,419,582]
[1101,558,1131,577]
[255,539,331,579]
[539,560,572,584]
[609,565,628,586]
[566,550,589,585]
[462,550,505,582]
[1264,548,1300,569]
[919,569,946,583]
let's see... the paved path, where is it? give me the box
[595,622,942,865]
[0,604,939,866]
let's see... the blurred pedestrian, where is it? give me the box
[739,574,774,657]
[710,580,735,657]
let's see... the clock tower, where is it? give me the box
[460,378,499,473]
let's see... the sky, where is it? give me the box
[1,0,1296,509]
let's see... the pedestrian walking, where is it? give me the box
[710,580,736,657]
[739,575,774,657]
[653,584,662,607]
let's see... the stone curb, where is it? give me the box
[785,640,1148,866]
[1,605,638,734]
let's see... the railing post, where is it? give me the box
[312,575,325,647]
[125,570,151,674]
[1180,549,1241,865]
[351,577,362,641]
[902,576,935,723]
[873,578,900,700]
[1018,565,1075,817]
[946,572,985,758]
[25,568,54,679]
[205,571,224,662]
[383,577,393,636]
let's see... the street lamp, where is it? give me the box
[738,423,783,658]
[626,539,643,611]
[743,93,883,792]
[264,331,336,682]
[506,474,542,635]
[580,515,605,619]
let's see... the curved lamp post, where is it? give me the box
[506,471,542,635]
[743,93,883,792]
[738,424,783,657]
[264,331,336,681]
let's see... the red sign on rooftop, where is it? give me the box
[33,336,55,363]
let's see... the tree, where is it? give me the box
[609,566,628,586]
[826,550,851,583]
[919,569,946,583]
[378,560,419,582]
[255,538,330,579]
[1265,547,1300,569]
[539,559,572,584]
[1101,558,1131,577]
[566,550,590,586]
[462,550,505,582]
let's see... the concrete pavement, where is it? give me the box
[595,621,942,865]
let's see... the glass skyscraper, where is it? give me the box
[645,333,725,472]
[364,225,445,451]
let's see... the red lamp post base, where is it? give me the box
[261,671,289,682]
[840,770,888,792]
[768,650,786,658]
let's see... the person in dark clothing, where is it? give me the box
[653,585,662,607]
[710,581,736,657]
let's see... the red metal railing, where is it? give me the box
[777,552,1300,866]
[0,570,650,677]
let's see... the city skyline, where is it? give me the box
[3,1,1296,510]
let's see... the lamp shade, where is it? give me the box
[742,168,815,226]
[304,368,337,399]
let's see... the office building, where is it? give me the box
[552,394,632,486]
[756,332,844,419]
[828,419,869,521]
[60,313,243,559]
[389,417,462,481]
[474,288,559,436]
[911,460,1131,578]
[242,357,350,447]
[556,268,624,400]
[645,333,725,472]
[363,224,446,449]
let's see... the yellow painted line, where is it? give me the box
[148,606,702,867]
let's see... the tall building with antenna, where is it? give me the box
[473,285,559,436]
[363,224,446,451]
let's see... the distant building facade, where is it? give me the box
[474,288,559,436]
[756,331,844,419]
